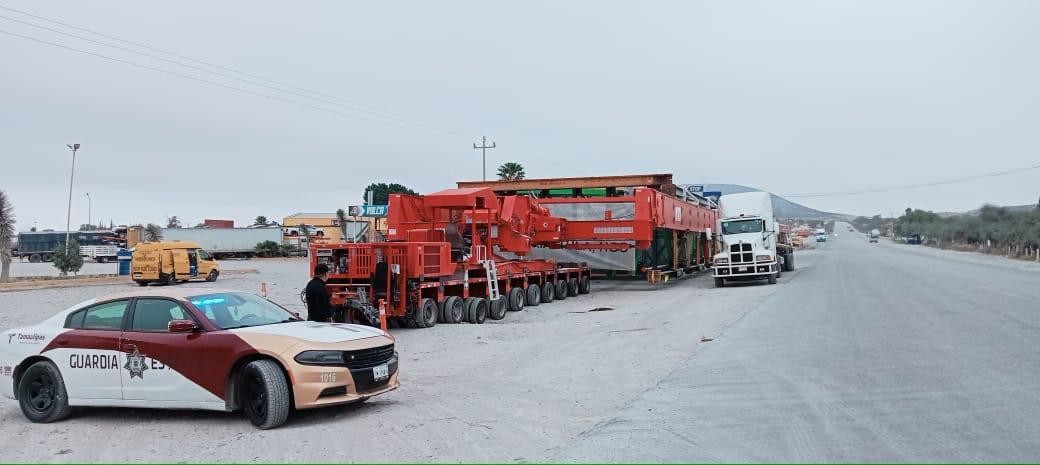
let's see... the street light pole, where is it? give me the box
[473,136,496,181]
[64,143,80,255]
[86,193,92,228]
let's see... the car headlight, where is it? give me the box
[714,257,728,264]
[294,350,344,365]
[756,254,773,262]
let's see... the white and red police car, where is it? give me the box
[1,288,399,429]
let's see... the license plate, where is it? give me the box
[373,364,389,381]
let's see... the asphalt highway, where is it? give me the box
[555,224,1040,462]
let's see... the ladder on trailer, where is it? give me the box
[481,260,500,300]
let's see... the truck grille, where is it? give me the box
[343,344,395,369]
[729,244,753,263]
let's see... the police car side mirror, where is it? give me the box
[168,320,199,333]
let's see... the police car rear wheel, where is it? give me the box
[18,361,71,423]
[240,359,290,429]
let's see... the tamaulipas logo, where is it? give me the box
[8,333,46,344]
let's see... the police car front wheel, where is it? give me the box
[18,360,72,423]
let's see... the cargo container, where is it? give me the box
[158,227,282,259]
[14,230,121,262]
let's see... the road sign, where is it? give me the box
[702,191,722,203]
[348,205,388,217]
[690,185,704,193]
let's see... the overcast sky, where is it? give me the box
[1,0,1037,230]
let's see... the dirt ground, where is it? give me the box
[0,254,810,462]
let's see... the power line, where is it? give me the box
[782,162,1040,198]
[0,5,582,174]
[0,28,470,143]
[0,3,474,139]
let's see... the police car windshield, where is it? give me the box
[189,292,301,330]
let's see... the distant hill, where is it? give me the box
[938,203,1038,218]
[698,183,849,220]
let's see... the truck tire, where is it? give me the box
[785,253,795,271]
[135,280,148,287]
[466,298,488,324]
[578,276,591,294]
[714,277,725,288]
[507,287,525,312]
[767,273,777,285]
[414,297,438,328]
[442,296,464,324]
[239,359,291,430]
[17,360,72,423]
[42,254,54,262]
[540,282,555,303]
[487,297,507,320]
[567,278,579,297]
[525,284,541,307]
[554,280,568,301]
[29,254,41,263]
[206,270,219,282]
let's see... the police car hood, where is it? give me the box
[228,321,386,343]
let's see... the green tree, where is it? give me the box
[497,162,526,181]
[52,241,84,276]
[166,216,182,228]
[0,190,14,283]
[254,240,283,257]
[144,223,163,242]
[254,216,269,226]
[362,183,417,205]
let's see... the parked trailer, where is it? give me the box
[159,227,282,259]
[457,173,719,282]
[14,230,121,262]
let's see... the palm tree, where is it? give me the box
[0,190,14,283]
[497,162,526,181]
[144,223,163,242]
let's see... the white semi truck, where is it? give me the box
[712,192,794,288]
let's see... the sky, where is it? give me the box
[1,0,1038,231]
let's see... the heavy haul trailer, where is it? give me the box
[457,174,719,282]
[310,186,662,329]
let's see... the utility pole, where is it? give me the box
[86,192,92,228]
[64,143,81,255]
[473,136,496,181]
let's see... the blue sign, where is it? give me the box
[690,185,704,193]
[702,191,722,203]
[349,205,388,217]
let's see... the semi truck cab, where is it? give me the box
[711,192,794,288]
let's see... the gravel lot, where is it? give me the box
[0,255,807,462]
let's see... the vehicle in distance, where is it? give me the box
[815,228,828,242]
[131,241,219,286]
[869,229,880,243]
[0,289,399,429]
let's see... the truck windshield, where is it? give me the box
[722,219,763,234]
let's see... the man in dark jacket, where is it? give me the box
[305,263,332,322]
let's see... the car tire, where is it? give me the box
[487,297,507,320]
[164,273,177,286]
[555,280,568,301]
[414,298,438,328]
[525,284,541,307]
[567,278,579,297]
[714,277,725,288]
[18,361,72,424]
[240,359,291,430]
[205,270,219,282]
[443,296,464,324]
[507,287,525,312]
[135,280,148,287]
[540,282,555,303]
[578,276,591,294]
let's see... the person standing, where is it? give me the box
[305,263,332,322]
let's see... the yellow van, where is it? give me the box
[131,241,219,286]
